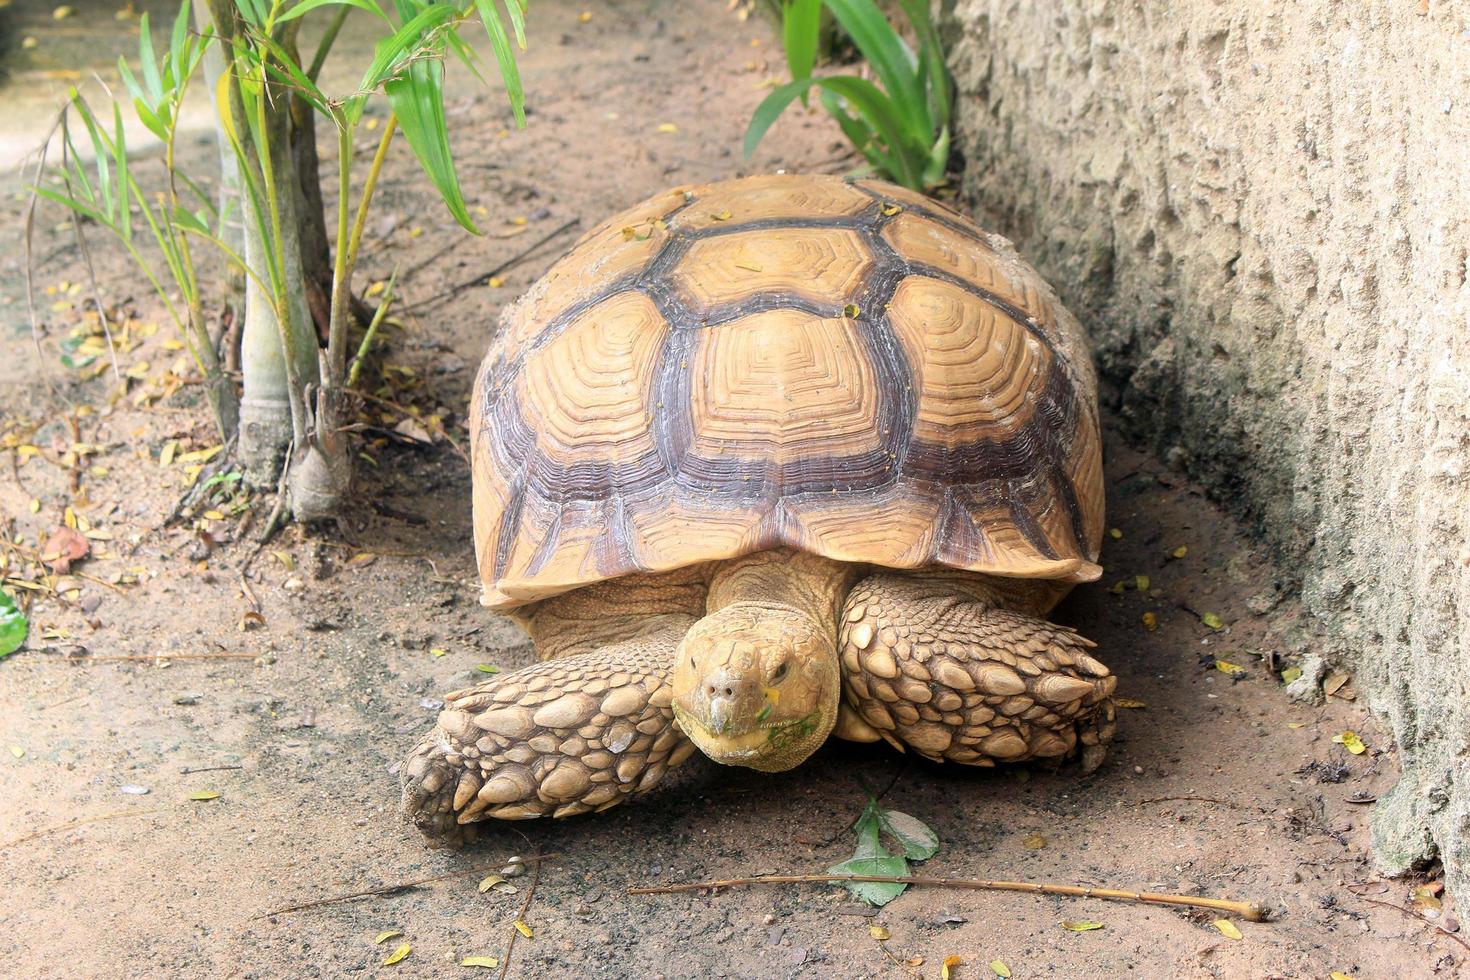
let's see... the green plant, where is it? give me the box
[827,796,939,906]
[33,0,531,522]
[745,0,952,190]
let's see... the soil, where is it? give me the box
[0,1,1460,978]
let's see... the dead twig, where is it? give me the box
[1,806,167,850]
[179,764,245,775]
[400,218,580,313]
[256,852,556,918]
[500,845,544,980]
[629,873,1269,921]
[28,651,259,664]
[1136,796,1270,814]
[1356,896,1470,953]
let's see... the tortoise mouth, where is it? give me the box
[673,703,825,772]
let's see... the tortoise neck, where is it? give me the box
[706,549,862,629]
[515,567,707,659]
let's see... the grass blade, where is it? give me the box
[783,0,821,83]
[386,56,479,233]
[744,76,817,159]
[473,0,526,125]
[823,0,928,139]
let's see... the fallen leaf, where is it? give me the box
[42,526,90,573]
[1330,973,1355,980]
[577,9,591,22]
[1201,612,1224,630]
[513,919,533,938]
[843,303,861,319]
[1287,721,1307,729]
[477,875,506,893]
[1215,660,1245,675]
[8,745,23,759]
[202,510,225,521]
[1062,921,1103,932]
[461,956,499,968]
[656,122,679,134]
[1022,832,1047,850]
[188,791,220,801]
[1412,885,1443,913]
[990,961,1011,978]
[488,276,505,288]
[711,209,732,220]
[942,955,962,979]
[1108,580,1126,595]
[1115,697,1147,709]
[383,942,411,965]
[1332,731,1367,755]
[1170,545,1188,559]
[1141,612,1158,631]
[159,439,179,467]
[1212,919,1242,940]
[1323,671,1351,697]
[476,664,500,674]
[374,931,401,945]
[345,552,377,567]
[868,926,890,940]
[1108,527,1123,539]
[53,5,73,18]
[1280,666,1303,684]
[1134,574,1150,591]
[881,203,903,216]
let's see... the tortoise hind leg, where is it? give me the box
[838,573,1117,774]
[401,614,698,845]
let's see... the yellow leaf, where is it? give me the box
[868,925,890,940]
[374,931,401,945]
[177,444,224,464]
[271,551,295,571]
[203,510,225,521]
[656,122,678,133]
[843,303,861,319]
[1022,832,1047,850]
[577,9,591,21]
[1215,660,1245,675]
[53,5,74,18]
[513,919,533,938]
[881,203,902,216]
[432,648,448,659]
[64,506,77,529]
[1141,611,1158,631]
[1212,919,1242,940]
[162,338,185,351]
[1201,612,1224,630]
[28,498,40,513]
[1108,580,1126,595]
[82,529,113,540]
[16,444,42,460]
[1115,697,1147,709]
[1332,730,1367,754]
[1108,527,1123,539]
[22,36,38,49]
[461,956,499,968]
[1287,721,1307,729]
[8,746,24,759]
[188,791,220,801]
[409,227,424,239]
[510,216,528,226]
[1134,574,1150,591]
[1331,972,1357,980]
[383,942,411,965]
[942,955,962,979]
[1170,545,1188,559]
[991,961,1011,978]
[366,280,387,298]
[1061,920,1103,932]
[488,276,504,288]
[477,875,505,892]
[345,552,377,567]
[1281,666,1303,684]
[711,209,732,221]
[159,439,179,467]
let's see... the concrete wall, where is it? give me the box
[942,0,1469,890]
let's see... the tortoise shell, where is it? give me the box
[471,174,1103,609]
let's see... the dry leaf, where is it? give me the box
[1332,731,1367,755]
[1323,671,1351,697]
[1061,920,1102,932]
[383,942,411,965]
[1330,973,1355,980]
[461,956,499,968]
[513,919,533,938]
[577,9,591,22]
[1281,666,1303,684]
[477,875,506,893]
[374,931,401,945]
[1108,527,1123,539]
[1201,612,1224,630]
[345,552,377,567]
[41,527,89,573]
[942,955,962,980]
[656,122,679,134]
[1115,697,1147,709]
[1141,612,1158,631]
[188,791,220,801]
[1212,919,1242,940]
[1287,721,1307,729]
[990,961,1011,978]
[1170,545,1188,559]
[1022,832,1047,850]
[868,925,890,940]
[1134,574,1150,591]
[1215,660,1245,675]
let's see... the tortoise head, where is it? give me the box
[671,604,839,773]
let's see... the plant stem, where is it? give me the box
[628,873,1269,921]
[347,271,395,388]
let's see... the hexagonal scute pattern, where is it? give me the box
[472,174,1104,608]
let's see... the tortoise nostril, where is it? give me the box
[723,687,733,697]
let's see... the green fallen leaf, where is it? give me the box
[1062,920,1103,932]
[1280,666,1303,684]
[827,853,909,907]
[0,589,28,657]
[1134,574,1150,592]
[991,961,1012,978]
[187,791,220,801]
[475,664,500,674]
[1201,612,1224,630]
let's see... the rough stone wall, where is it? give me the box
[942,0,1469,890]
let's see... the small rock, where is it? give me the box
[283,577,305,594]
[1245,590,1279,615]
[573,902,593,917]
[173,694,201,706]
[419,697,445,711]
[500,863,526,878]
[120,784,150,795]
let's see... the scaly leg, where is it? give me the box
[838,573,1116,773]
[402,571,706,845]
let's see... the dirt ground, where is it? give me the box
[0,1,1461,977]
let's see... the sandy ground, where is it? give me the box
[0,1,1461,977]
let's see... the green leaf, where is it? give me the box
[782,0,821,84]
[823,0,929,138]
[387,57,480,234]
[473,0,526,125]
[0,590,28,658]
[827,853,909,907]
[278,0,389,24]
[878,808,939,860]
[744,77,818,160]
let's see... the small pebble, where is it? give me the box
[500,864,527,878]
[120,784,150,795]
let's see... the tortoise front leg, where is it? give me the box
[837,574,1117,774]
[401,614,698,845]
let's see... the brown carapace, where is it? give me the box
[402,175,1115,844]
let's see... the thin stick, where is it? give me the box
[29,651,259,664]
[628,873,1269,922]
[500,845,544,980]
[401,219,580,313]
[1136,796,1269,814]
[1,807,167,849]
[179,764,245,775]
[256,853,556,918]
[1357,896,1470,953]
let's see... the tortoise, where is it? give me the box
[402,173,1116,843]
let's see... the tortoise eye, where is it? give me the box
[772,661,789,682]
